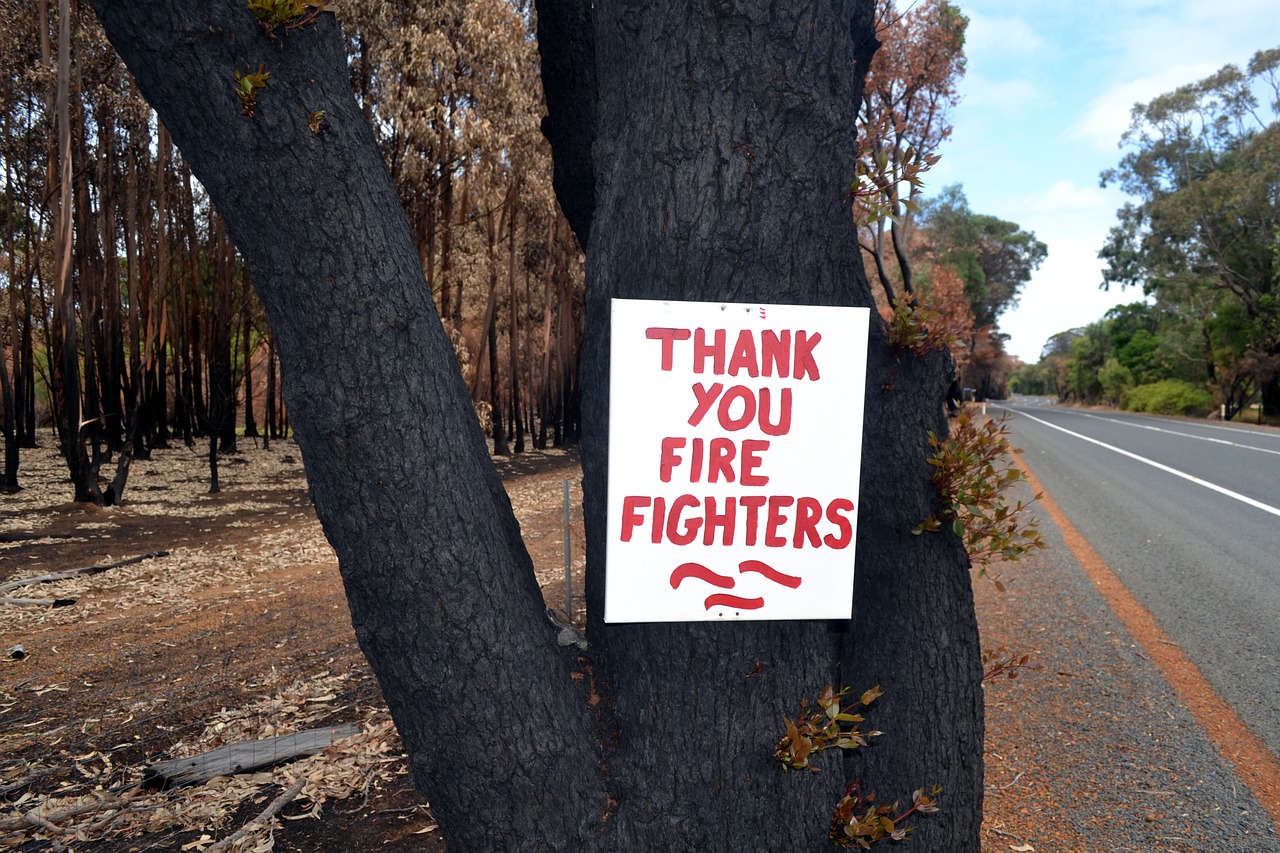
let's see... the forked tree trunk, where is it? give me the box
[91,1,982,849]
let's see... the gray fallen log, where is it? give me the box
[1,596,74,608]
[0,552,169,595]
[142,724,359,789]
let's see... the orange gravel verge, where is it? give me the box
[1012,449,1280,830]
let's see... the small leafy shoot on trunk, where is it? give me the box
[233,65,270,118]
[830,781,942,849]
[775,685,884,772]
[247,0,328,35]
[914,412,1045,577]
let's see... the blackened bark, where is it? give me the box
[94,0,981,848]
[243,274,259,439]
[890,217,915,295]
[549,0,982,848]
[52,0,101,505]
[265,334,277,446]
[1264,375,1280,418]
[89,4,604,849]
[509,196,525,454]
[1,353,17,491]
[534,0,596,246]
[213,221,238,455]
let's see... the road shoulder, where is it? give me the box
[977,475,1280,852]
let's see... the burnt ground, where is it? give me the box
[1,441,582,852]
[4,437,1279,852]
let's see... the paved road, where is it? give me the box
[992,396,1280,761]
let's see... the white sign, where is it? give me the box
[605,298,870,622]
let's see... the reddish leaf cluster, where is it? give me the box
[830,781,942,849]
[774,685,884,772]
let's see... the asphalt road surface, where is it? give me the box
[992,396,1280,762]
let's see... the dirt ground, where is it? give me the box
[1,440,583,852]
[9,435,1271,852]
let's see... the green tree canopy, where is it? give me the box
[918,184,1048,328]
[1099,46,1280,414]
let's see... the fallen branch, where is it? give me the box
[207,776,307,853]
[143,725,359,789]
[1,596,75,608]
[0,532,77,544]
[0,552,170,595]
[0,791,134,833]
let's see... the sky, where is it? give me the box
[923,0,1280,363]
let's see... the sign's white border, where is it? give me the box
[604,298,869,623]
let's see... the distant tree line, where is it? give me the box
[1014,48,1280,421]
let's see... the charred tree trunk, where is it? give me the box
[91,5,604,847]
[51,0,100,504]
[265,332,277,446]
[96,101,126,455]
[241,272,259,438]
[487,193,509,456]
[508,190,525,454]
[0,344,17,492]
[2,120,23,490]
[1264,374,1280,419]
[92,0,982,849]
[546,0,980,848]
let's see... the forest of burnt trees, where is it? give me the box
[1,0,588,503]
[1,0,1033,503]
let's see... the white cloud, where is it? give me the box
[991,181,1133,361]
[963,11,1045,59]
[1003,245,1134,362]
[993,180,1127,247]
[1069,63,1220,152]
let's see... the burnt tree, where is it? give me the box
[89,1,982,849]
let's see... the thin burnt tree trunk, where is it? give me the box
[241,272,258,438]
[150,129,173,450]
[508,189,524,454]
[96,101,126,455]
[16,263,36,447]
[51,0,100,504]
[265,332,276,445]
[0,337,16,492]
[486,193,509,456]
[537,219,555,449]
[2,123,22,490]
[890,217,915,296]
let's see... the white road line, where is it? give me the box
[1181,419,1280,439]
[1065,412,1280,457]
[1004,407,1280,520]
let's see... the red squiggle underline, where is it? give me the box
[738,559,802,589]
[704,593,765,610]
[670,562,736,590]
